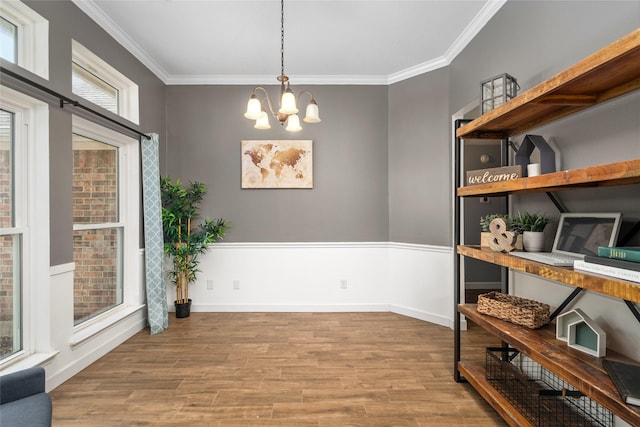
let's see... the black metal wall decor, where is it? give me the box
[515,135,556,177]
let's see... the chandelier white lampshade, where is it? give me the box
[279,86,298,115]
[244,94,262,120]
[243,0,320,132]
[285,114,302,132]
[254,110,271,130]
[303,99,321,123]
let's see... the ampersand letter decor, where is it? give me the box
[488,217,517,252]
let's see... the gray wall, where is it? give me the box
[165,85,389,242]
[388,67,451,246]
[17,1,168,266]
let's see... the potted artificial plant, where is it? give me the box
[512,212,551,252]
[161,177,230,318]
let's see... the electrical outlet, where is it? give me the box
[206,279,214,290]
[340,280,348,289]
[233,280,240,290]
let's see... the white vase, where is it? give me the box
[523,231,545,252]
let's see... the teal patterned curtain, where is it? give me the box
[141,133,168,334]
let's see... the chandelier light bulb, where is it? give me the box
[244,94,262,120]
[279,87,298,115]
[254,110,271,129]
[285,114,302,132]
[303,100,321,123]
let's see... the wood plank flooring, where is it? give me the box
[50,312,506,426]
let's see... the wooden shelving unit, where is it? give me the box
[458,305,640,427]
[453,28,640,427]
[457,245,640,304]
[456,29,640,139]
[457,159,640,197]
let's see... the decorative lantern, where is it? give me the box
[481,73,519,114]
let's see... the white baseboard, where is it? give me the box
[189,303,390,313]
[389,304,451,328]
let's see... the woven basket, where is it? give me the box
[477,291,550,329]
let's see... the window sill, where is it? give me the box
[0,351,58,374]
[70,304,145,348]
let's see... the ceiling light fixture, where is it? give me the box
[244,0,320,132]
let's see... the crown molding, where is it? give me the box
[444,0,507,63]
[165,74,390,86]
[72,0,507,86]
[71,0,169,83]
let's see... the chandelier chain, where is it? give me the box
[280,0,285,79]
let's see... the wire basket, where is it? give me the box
[486,347,613,427]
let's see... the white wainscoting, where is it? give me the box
[166,242,454,328]
[43,250,147,390]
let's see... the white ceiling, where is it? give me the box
[72,0,506,85]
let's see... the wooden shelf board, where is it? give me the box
[457,29,640,139]
[457,159,640,197]
[457,245,640,303]
[457,361,532,427]
[458,304,640,426]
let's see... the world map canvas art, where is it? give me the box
[241,140,313,188]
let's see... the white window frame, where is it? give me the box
[72,40,139,124]
[0,0,49,79]
[0,85,50,368]
[71,116,141,345]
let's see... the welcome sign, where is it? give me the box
[466,165,522,186]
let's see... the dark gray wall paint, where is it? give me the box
[388,68,451,245]
[18,1,167,265]
[165,85,389,242]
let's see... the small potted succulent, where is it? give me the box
[512,212,551,252]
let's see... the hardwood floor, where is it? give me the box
[50,312,506,426]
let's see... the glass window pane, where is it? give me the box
[0,234,21,361]
[72,62,119,114]
[72,135,118,224]
[0,17,17,63]
[73,227,123,325]
[0,110,13,228]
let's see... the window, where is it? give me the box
[72,40,139,124]
[0,16,17,62]
[0,85,49,366]
[72,135,122,324]
[71,117,139,329]
[0,109,21,361]
[72,62,119,115]
[0,0,48,79]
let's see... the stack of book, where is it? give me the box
[574,246,640,283]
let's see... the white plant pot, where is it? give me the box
[523,231,545,252]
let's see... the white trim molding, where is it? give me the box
[166,241,455,329]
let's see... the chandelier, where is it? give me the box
[244,0,321,132]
